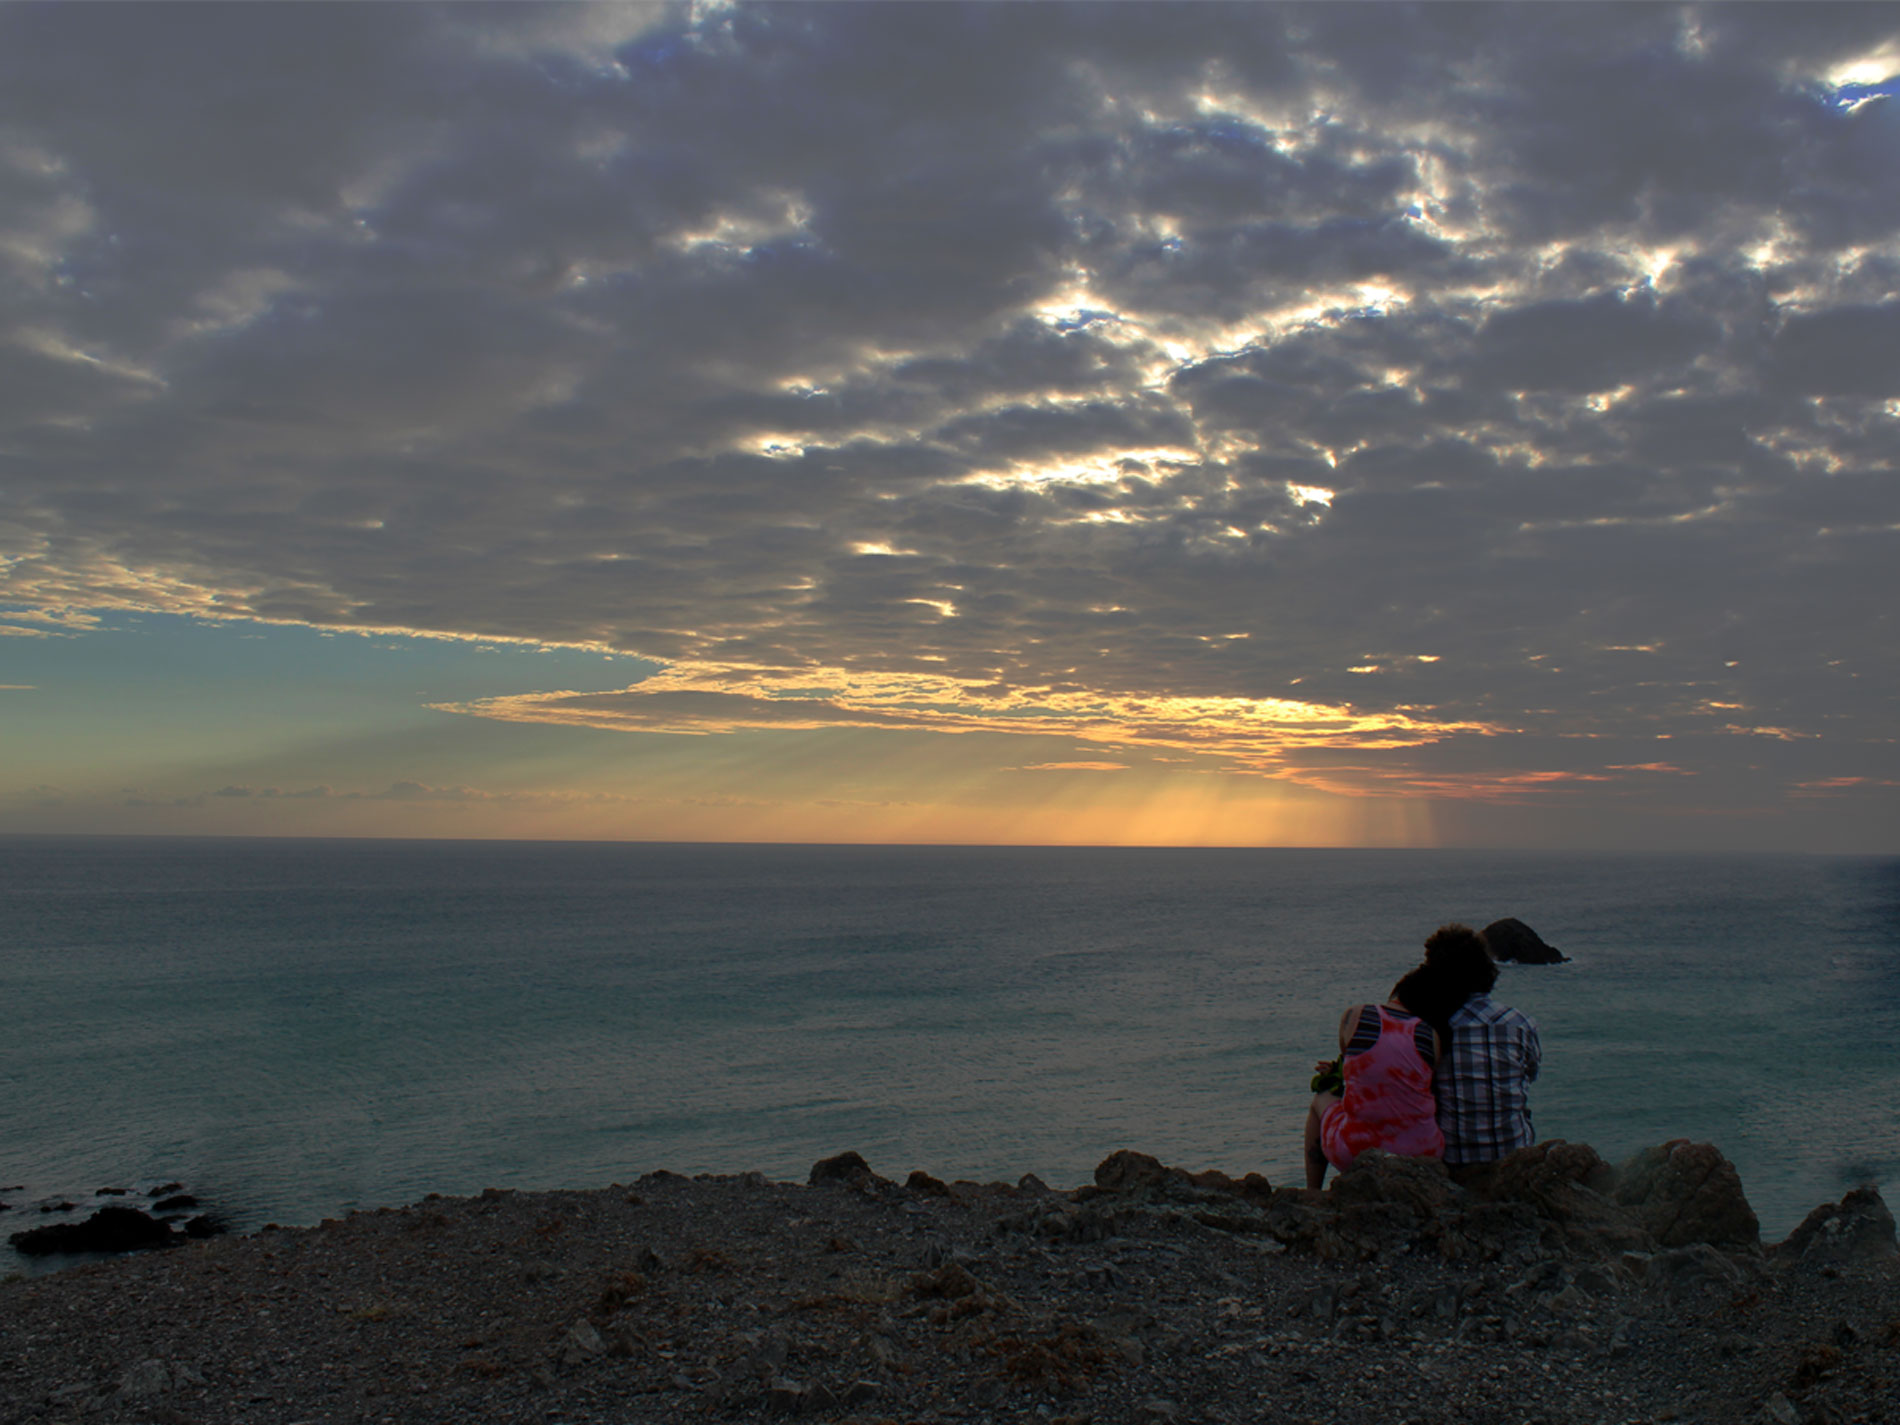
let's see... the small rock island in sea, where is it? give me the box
[4,1139,1895,1423]
[1482,916,1570,964]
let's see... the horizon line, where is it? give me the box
[0,830,1884,858]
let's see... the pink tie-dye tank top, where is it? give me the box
[1319,1004,1445,1173]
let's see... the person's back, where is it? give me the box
[1329,1003,1443,1157]
[1436,992,1540,1166]
[1305,998,1444,1188]
[1417,923,1542,1167]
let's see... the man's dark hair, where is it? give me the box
[1423,922,1498,997]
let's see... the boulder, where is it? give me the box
[1614,1141,1760,1250]
[1261,1190,1333,1252]
[1427,1199,1547,1262]
[1486,1140,1616,1200]
[807,1151,888,1189]
[8,1205,178,1256]
[1639,1242,1753,1305]
[1300,1154,1462,1259]
[1233,1171,1275,1204]
[1329,1150,1460,1218]
[1476,1141,1648,1256]
[1093,1150,1174,1194]
[1332,1199,1427,1259]
[1777,1187,1897,1264]
[1481,917,1568,963]
[1089,1151,1271,1206]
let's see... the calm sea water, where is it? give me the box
[4,836,1897,1274]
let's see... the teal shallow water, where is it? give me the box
[4,837,1897,1273]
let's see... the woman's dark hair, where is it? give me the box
[1393,924,1497,1038]
[1391,961,1464,1038]
[1422,922,1498,997]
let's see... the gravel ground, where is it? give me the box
[3,1159,1896,1425]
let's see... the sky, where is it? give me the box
[2,2,1898,851]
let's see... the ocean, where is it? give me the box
[4,836,1897,1276]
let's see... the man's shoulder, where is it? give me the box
[1450,995,1538,1031]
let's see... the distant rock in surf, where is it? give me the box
[7,1180,229,1255]
[1482,917,1568,963]
[9,1205,180,1256]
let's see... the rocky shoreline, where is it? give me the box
[2,1140,1895,1425]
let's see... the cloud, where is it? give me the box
[1,3,1896,825]
[203,779,676,807]
[1769,302,1900,396]
[432,657,1537,800]
[358,780,487,803]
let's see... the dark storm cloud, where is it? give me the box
[1770,303,1900,396]
[2,2,1898,811]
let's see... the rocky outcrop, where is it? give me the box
[1613,1140,1760,1250]
[6,1197,228,1256]
[8,1205,180,1256]
[807,1151,890,1190]
[1777,1187,1897,1265]
[1076,1139,1782,1269]
[1471,1141,1651,1256]
[1480,917,1568,963]
[1085,1149,1272,1204]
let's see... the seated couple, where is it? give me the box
[1303,923,1541,1190]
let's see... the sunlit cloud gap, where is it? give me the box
[433,659,1505,777]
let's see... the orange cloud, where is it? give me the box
[431,658,1508,787]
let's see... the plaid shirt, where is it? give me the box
[1435,994,1541,1165]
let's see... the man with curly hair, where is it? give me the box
[1421,923,1542,1169]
